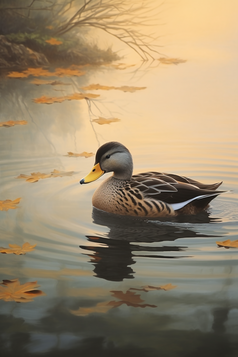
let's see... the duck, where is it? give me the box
[80,141,224,217]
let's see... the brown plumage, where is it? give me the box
[80,142,224,217]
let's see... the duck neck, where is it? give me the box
[113,156,133,181]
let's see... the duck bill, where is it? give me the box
[80,163,104,184]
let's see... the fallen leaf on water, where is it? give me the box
[159,57,187,65]
[31,79,71,86]
[17,172,51,183]
[103,63,136,70]
[130,283,177,292]
[0,242,36,255]
[8,66,85,79]
[144,283,177,291]
[0,279,45,303]
[66,151,94,158]
[82,83,146,93]
[0,198,21,211]
[54,67,85,77]
[92,117,120,125]
[108,290,157,308]
[33,92,99,104]
[0,120,27,127]
[17,169,74,183]
[118,86,146,93]
[45,37,62,45]
[50,169,74,178]
[216,239,238,248]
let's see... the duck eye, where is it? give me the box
[106,155,110,159]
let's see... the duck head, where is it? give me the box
[80,142,133,184]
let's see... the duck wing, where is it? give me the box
[163,173,223,190]
[133,171,222,190]
[131,172,224,211]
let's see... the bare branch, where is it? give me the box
[52,0,162,60]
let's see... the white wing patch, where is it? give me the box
[170,193,219,211]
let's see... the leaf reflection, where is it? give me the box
[70,289,158,316]
[109,290,157,308]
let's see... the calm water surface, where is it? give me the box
[1,11,238,357]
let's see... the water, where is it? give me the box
[1,8,238,357]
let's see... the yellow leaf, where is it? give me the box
[17,170,74,183]
[82,84,114,91]
[159,57,187,65]
[81,83,146,93]
[8,66,85,79]
[67,151,94,158]
[157,283,177,291]
[0,279,45,303]
[45,38,62,45]
[33,92,99,104]
[50,169,74,178]
[103,63,136,70]
[0,242,36,255]
[0,198,21,211]
[46,25,53,30]
[0,120,27,127]
[117,86,146,93]
[216,239,238,248]
[130,283,177,292]
[31,79,71,86]
[92,117,120,125]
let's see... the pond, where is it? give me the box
[1,4,238,357]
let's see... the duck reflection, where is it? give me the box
[80,208,220,282]
[81,235,135,281]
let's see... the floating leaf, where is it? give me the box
[0,242,36,255]
[8,66,85,79]
[31,79,71,86]
[17,172,51,183]
[144,284,177,292]
[0,279,45,303]
[0,120,27,127]
[82,83,146,93]
[118,86,146,93]
[50,169,74,178]
[0,198,21,211]
[82,84,114,91]
[216,239,238,248]
[66,151,94,158]
[159,57,187,65]
[108,290,157,308]
[130,283,177,292]
[92,117,120,125]
[17,169,74,183]
[33,92,99,104]
[45,37,62,45]
[103,63,135,70]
